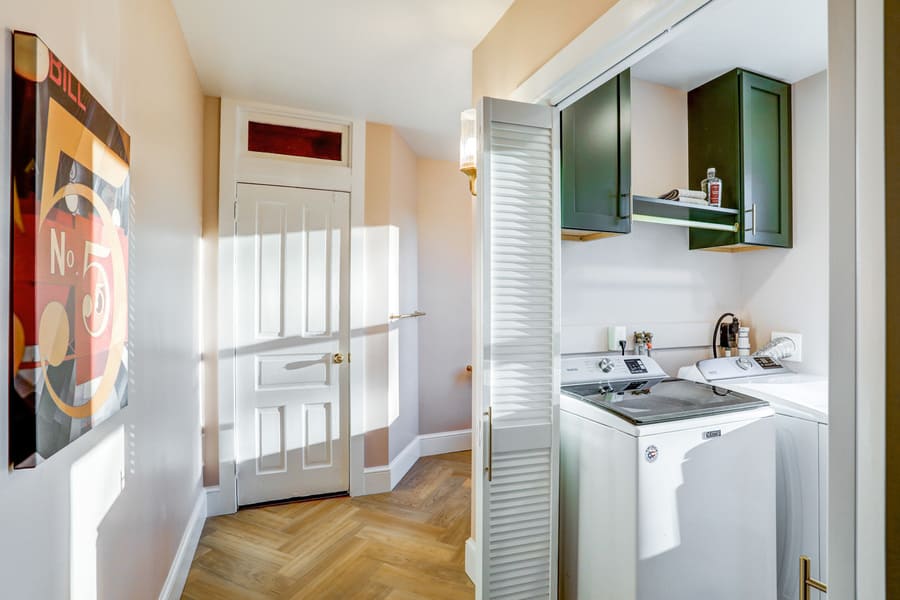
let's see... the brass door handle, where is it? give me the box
[333,353,344,364]
[800,555,827,600]
[484,407,492,482]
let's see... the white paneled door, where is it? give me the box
[235,183,350,506]
[474,98,560,598]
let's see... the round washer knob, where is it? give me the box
[736,357,753,370]
[599,358,614,373]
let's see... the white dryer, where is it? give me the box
[560,354,776,600]
[678,358,828,600]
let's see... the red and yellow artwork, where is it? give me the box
[9,31,130,468]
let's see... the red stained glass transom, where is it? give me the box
[248,121,343,161]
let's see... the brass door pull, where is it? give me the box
[800,555,827,600]
[484,406,492,482]
[333,353,345,364]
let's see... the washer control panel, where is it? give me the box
[696,356,790,381]
[561,354,667,384]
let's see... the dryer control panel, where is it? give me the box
[696,356,791,381]
[561,354,668,384]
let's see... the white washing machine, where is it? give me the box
[560,354,776,600]
[678,358,828,600]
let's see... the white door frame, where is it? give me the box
[505,0,884,596]
[207,99,368,516]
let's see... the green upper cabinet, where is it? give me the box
[688,69,792,250]
[561,70,631,237]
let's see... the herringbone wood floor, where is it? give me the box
[182,451,474,600]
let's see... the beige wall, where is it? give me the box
[0,0,205,597]
[389,126,420,461]
[472,0,618,102]
[201,96,220,486]
[364,123,420,466]
[416,159,474,434]
[739,71,829,376]
[364,123,391,466]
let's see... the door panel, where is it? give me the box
[236,183,349,506]
[775,415,822,600]
[256,406,286,473]
[741,72,792,247]
[475,98,559,599]
[561,71,631,235]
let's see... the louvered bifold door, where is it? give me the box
[473,98,560,600]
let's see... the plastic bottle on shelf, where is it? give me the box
[702,167,722,207]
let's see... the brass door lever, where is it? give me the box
[800,555,827,600]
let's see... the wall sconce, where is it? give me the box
[459,108,477,196]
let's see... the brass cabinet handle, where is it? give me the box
[800,555,827,600]
[484,406,493,482]
[333,353,344,364]
[466,364,473,373]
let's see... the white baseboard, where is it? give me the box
[465,537,479,586]
[205,483,235,517]
[360,428,473,496]
[419,429,472,456]
[159,490,207,600]
[362,435,418,495]
[362,464,393,495]
[389,435,421,489]
[205,460,237,517]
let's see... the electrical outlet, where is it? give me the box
[607,326,627,351]
[771,331,802,362]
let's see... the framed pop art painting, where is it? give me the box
[9,31,131,468]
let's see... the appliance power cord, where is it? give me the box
[712,312,736,358]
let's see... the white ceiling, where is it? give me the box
[172,0,513,160]
[631,0,827,90]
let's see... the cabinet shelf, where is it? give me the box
[632,195,740,233]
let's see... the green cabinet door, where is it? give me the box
[741,72,792,247]
[688,69,792,250]
[561,70,631,235]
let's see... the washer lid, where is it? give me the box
[561,378,769,425]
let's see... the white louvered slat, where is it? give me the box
[475,100,559,600]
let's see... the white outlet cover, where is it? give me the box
[607,326,627,351]
[771,331,803,362]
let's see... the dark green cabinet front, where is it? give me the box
[561,70,631,236]
[688,69,792,250]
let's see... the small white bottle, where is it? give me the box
[702,167,722,207]
[737,327,751,356]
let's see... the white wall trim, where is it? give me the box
[158,491,206,600]
[511,0,711,107]
[465,537,480,587]
[204,484,232,518]
[210,99,367,516]
[348,117,368,498]
[362,437,417,496]
[362,429,473,495]
[389,436,421,489]
[850,0,885,595]
[419,429,472,456]
[361,465,392,496]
